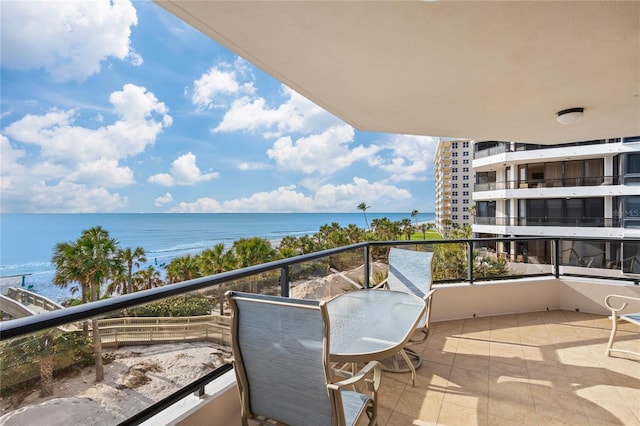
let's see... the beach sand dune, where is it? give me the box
[0,342,230,425]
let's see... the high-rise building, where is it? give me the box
[472,138,640,274]
[434,140,475,235]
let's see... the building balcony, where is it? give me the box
[1,238,639,425]
[474,176,619,193]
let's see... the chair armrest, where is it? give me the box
[423,288,437,302]
[605,294,640,314]
[328,360,382,392]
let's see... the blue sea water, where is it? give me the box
[0,212,434,302]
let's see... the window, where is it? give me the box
[463,191,469,196]
[463,159,469,164]
[463,199,469,204]
[452,191,458,196]
[463,141,469,148]
[452,184,458,188]
[463,167,469,173]
[452,159,458,165]
[452,142,458,149]
[453,199,458,204]
[463,183,469,188]
[453,176,458,180]
[452,207,458,212]
[452,152,458,157]
[452,168,458,173]
[463,215,469,220]
[463,152,469,156]
[453,215,458,220]
[463,176,469,180]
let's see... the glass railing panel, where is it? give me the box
[0,283,235,423]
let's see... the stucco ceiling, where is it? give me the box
[155,1,640,144]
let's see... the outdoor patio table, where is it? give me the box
[326,289,426,365]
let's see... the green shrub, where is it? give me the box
[128,295,211,317]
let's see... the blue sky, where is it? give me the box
[0,1,439,214]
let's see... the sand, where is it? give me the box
[0,342,230,425]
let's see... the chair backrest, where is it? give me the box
[387,248,434,298]
[226,291,335,425]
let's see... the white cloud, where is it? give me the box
[267,125,380,175]
[192,65,255,110]
[66,158,134,187]
[154,192,174,207]
[1,0,138,82]
[213,85,341,137]
[170,197,222,213]
[237,162,267,171]
[1,85,171,212]
[313,177,412,211]
[4,84,171,164]
[148,152,219,186]
[168,179,411,213]
[372,135,439,181]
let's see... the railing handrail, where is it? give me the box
[2,237,639,341]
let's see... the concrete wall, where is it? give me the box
[430,276,640,322]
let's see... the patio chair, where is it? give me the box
[226,291,381,426]
[383,247,436,343]
[604,294,640,358]
[375,247,436,385]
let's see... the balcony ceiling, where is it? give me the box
[155,1,640,144]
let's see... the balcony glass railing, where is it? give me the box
[474,175,618,192]
[474,216,622,228]
[1,237,638,424]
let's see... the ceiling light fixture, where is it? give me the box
[556,107,584,124]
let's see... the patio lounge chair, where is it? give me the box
[376,247,436,384]
[226,291,381,426]
[604,294,640,358]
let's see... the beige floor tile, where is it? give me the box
[436,401,488,426]
[577,385,640,425]
[487,397,537,425]
[451,353,490,374]
[447,367,489,394]
[422,346,456,367]
[488,377,533,405]
[530,385,584,414]
[535,403,590,425]
[489,358,527,379]
[393,387,444,423]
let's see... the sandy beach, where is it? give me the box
[0,342,230,425]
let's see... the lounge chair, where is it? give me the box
[604,294,640,358]
[226,291,381,426]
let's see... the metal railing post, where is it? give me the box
[467,241,474,284]
[364,245,370,288]
[280,266,290,297]
[553,239,560,278]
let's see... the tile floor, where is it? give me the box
[374,310,639,426]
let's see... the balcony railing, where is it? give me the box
[475,216,622,228]
[1,237,639,424]
[474,175,618,192]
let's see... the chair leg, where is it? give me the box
[606,314,618,356]
[399,349,416,387]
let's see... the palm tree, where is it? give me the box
[411,209,419,226]
[133,266,163,290]
[357,202,370,230]
[117,246,146,294]
[52,226,120,382]
[166,254,201,283]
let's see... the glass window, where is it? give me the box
[463,183,469,188]
[463,152,469,156]
[463,176,469,180]
[463,159,469,164]
[463,141,469,148]
[452,142,458,149]
[627,153,640,174]
[453,168,458,173]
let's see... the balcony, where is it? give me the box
[474,176,619,193]
[1,238,639,425]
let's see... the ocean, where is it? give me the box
[0,212,434,302]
